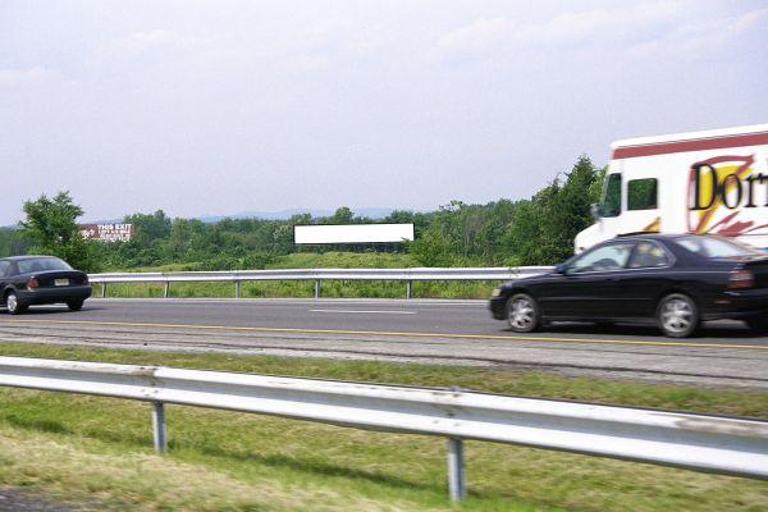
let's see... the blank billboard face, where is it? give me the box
[294,224,414,244]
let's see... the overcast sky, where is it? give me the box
[1,0,766,224]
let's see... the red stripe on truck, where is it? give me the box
[613,132,768,159]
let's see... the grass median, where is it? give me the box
[0,342,766,511]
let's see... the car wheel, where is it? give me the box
[506,293,541,333]
[6,292,27,315]
[67,300,84,312]
[657,293,699,338]
[744,316,768,334]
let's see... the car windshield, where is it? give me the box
[676,236,765,259]
[16,257,72,274]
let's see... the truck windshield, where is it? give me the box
[599,173,622,217]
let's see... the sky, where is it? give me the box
[1,0,766,224]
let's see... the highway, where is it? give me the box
[1,298,767,389]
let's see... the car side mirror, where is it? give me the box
[554,264,568,275]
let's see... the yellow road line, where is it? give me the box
[0,318,766,351]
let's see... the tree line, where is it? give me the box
[2,156,605,271]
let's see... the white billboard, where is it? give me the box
[294,224,414,244]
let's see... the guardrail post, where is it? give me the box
[152,402,167,454]
[314,280,321,299]
[447,437,466,501]
[406,280,413,300]
[163,282,170,299]
[235,281,241,299]
[101,283,107,298]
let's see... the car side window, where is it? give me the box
[0,261,10,278]
[628,241,670,268]
[568,243,634,274]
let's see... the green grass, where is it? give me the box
[0,343,767,511]
[99,252,500,299]
[97,279,499,300]
[269,252,419,269]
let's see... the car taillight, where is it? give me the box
[728,269,754,289]
[26,278,40,290]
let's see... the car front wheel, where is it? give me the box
[657,293,699,338]
[506,293,541,333]
[6,292,27,315]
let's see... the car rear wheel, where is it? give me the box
[5,291,27,315]
[506,293,541,333]
[745,316,768,333]
[657,293,699,338]
[67,300,84,311]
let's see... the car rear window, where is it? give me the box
[16,258,73,274]
[677,236,764,259]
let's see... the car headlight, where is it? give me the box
[491,287,502,297]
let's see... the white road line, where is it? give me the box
[309,309,417,315]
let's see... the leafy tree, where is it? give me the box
[0,228,32,257]
[330,207,354,224]
[504,156,604,264]
[125,210,172,245]
[408,228,457,267]
[19,191,101,271]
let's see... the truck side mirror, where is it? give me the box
[590,203,600,220]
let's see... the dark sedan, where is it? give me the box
[490,234,768,337]
[1,256,92,315]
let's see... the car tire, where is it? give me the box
[656,293,699,338]
[745,316,768,334]
[506,293,541,333]
[67,300,84,312]
[5,291,27,315]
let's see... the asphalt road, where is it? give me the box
[1,298,767,389]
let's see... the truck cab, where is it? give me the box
[576,124,768,253]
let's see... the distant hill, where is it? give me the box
[74,208,400,226]
[197,207,397,223]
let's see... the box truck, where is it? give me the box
[575,123,768,253]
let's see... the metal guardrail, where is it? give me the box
[88,266,554,299]
[1,356,766,501]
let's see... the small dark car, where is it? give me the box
[490,234,768,337]
[1,256,92,315]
